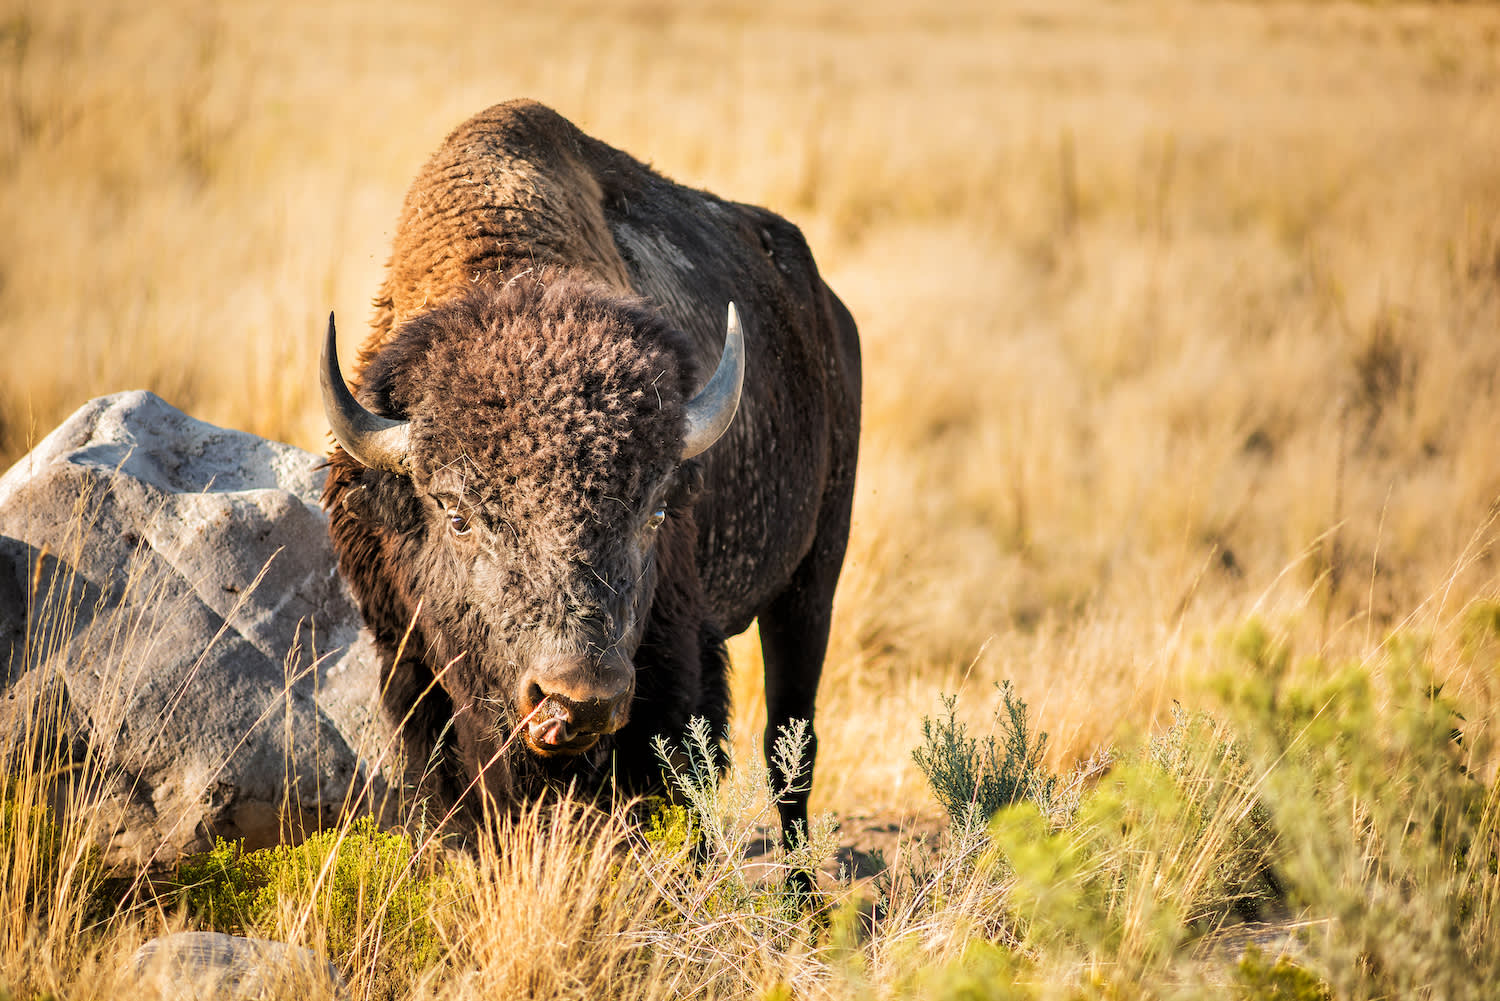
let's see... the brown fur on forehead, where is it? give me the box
[362,275,694,528]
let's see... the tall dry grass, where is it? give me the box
[3,0,1500,995]
[6,0,1500,808]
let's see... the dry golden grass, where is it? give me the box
[3,4,1500,992]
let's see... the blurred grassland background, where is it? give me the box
[2,0,1499,823]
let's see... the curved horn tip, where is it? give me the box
[319,310,413,475]
[680,301,746,461]
[323,312,338,368]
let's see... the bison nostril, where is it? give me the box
[517,657,634,754]
[530,694,570,724]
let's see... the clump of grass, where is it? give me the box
[0,733,115,999]
[1146,705,1281,921]
[426,724,843,1001]
[902,672,1291,992]
[983,719,1281,982]
[0,784,102,924]
[0,780,105,968]
[430,801,668,999]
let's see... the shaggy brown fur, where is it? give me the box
[323,100,861,858]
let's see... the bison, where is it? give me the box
[320,100,860,864]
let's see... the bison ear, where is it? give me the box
[350,467,425,533]
[321,311,414,474]
[680,302,746,460]
[339,484,372,521]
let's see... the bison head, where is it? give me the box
[320,279,742,762]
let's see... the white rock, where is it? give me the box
[0,392,398,865]
[130,932,346,1001]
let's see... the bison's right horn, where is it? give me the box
[320,312,412,474]
[680,302,746,460]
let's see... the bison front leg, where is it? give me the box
[757,528,847,899]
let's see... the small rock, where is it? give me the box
[130,932,346,1001]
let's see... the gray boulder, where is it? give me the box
[0,391,398,865]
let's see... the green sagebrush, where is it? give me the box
[908,676,1297,996]
[173,815,444,968]
[1235,945,1332,1001]
[912,681,1058,835]
[1214,619,1500,1001]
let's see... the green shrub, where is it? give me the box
[645,716,838,965]
[914,681,1286,986]
[1233,945,1332,1001]
[1460,599,1500,659]
[652,714,837,886]
[988,752,1269,972]
[637,800,697,863]
[1214,626,1500,1001]
[173,817,445,969]
[899,940,1038,1001]
[172,836,260,935]
[913,683,1058,835]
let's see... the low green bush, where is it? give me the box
[173,816,445,970]
[913,672,1288,986]
[1234,946,1332,1001]
[912,682,1058,836]
[1214,622,1500,1001]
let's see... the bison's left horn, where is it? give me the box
[320,312,412,474]
[680,302,746,460]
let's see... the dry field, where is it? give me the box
[4,0,1500,997]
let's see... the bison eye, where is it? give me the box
[447,510,471,536]
[645,508,666,532]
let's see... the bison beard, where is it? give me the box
[320,101,861,889]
